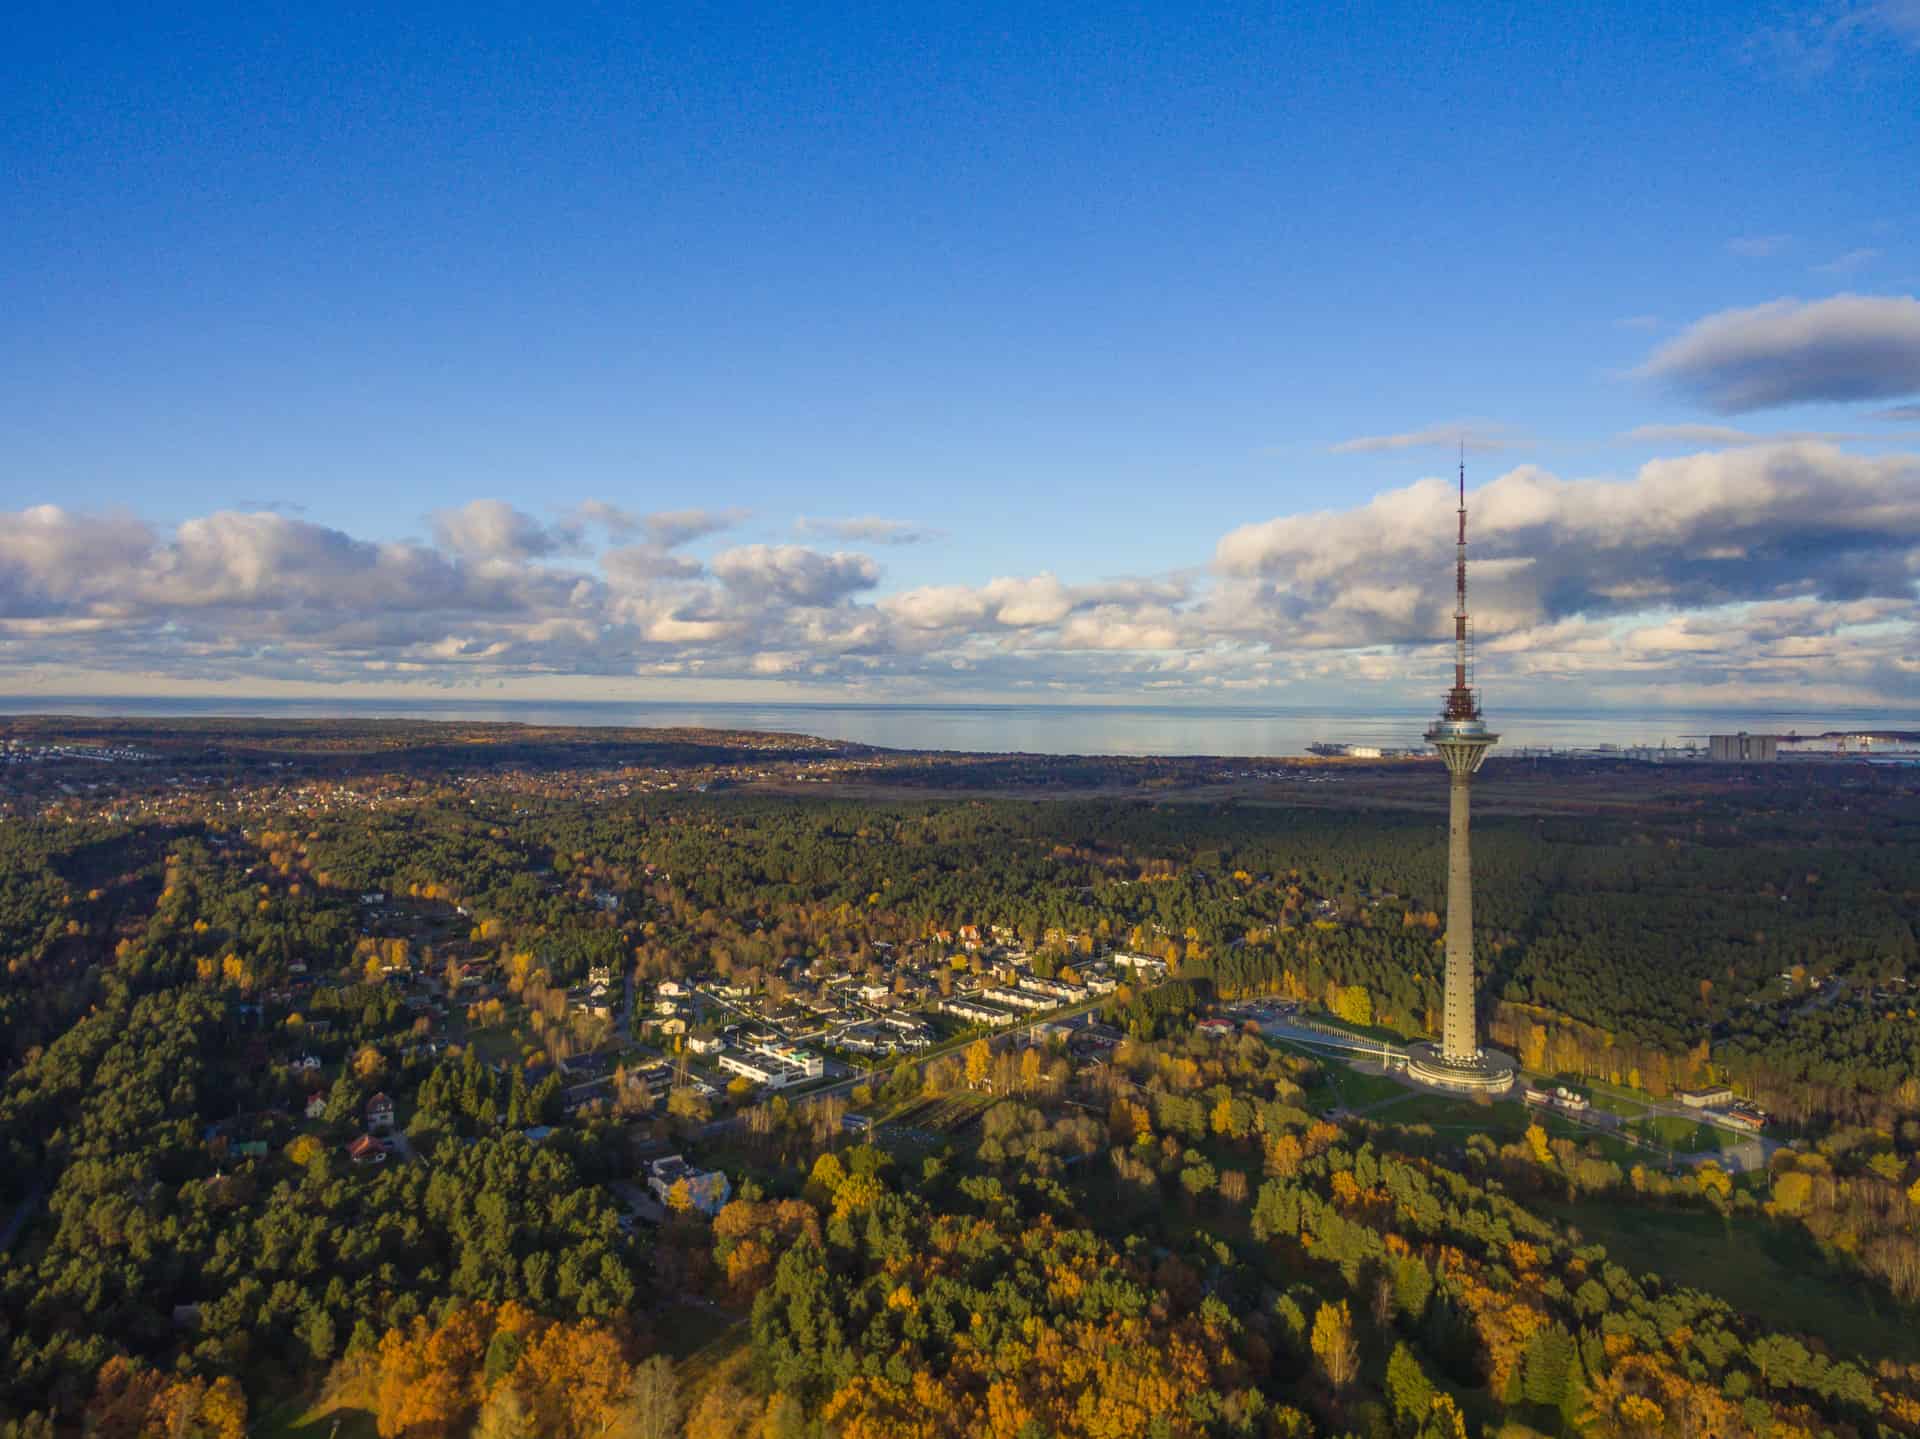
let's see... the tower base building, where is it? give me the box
[1405,1039,1516,1093]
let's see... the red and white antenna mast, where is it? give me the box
[1445,445,1478,721]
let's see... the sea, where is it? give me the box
[2,696,1913,758]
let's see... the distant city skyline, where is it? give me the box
[3,4,1918,708]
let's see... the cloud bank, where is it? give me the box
[3,446,1917,706]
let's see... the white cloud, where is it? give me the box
[1621,423,1868,446]
[709,544,880,605]
[431,500,573,561]
[566,499,643,539]
[602,543,704,586]
[982,574,1074,627]
[1215,444,1920,647]
[795,515,944,545]
[1749,0,1920,75]
[1639,295,1920,412]
[644,507,751,548]
[879,584,991,631]
[1329,421,1516,455]
[1814,247,1883,275]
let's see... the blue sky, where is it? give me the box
[2,2,1918,705]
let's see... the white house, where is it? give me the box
[646,1154,730,1215]
[716,1040,824,1090]
[941,996,1016,1027]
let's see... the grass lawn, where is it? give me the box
[1549,1199,1920,1364]
[1383,1092,1527,1132]
[461,1026,526,1066]
[1380,1094,1655,1167]
[1328,1065,1415,1110]
[1634,1115,1724,1153]
[1263,1038,1400,1113]
[658,1299,748,1365]
[1550,1126,1645,1168]
[254,1397,378,1439]
[1578,1080,1652,1120]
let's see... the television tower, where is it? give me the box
[1407,454,1515,1093]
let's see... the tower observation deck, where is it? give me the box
[1407,460,1516,1094]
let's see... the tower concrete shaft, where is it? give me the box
[1437,743,1491,1061]
[1409,725,1508,1091]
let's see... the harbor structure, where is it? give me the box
[1407,462,1516,1094]
[1707,733,1779,762]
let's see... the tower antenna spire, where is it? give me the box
[1447,446,1474,720]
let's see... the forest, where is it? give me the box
[1,756,1917,1436]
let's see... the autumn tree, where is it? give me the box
[622,1356,682,1439]
[514,1320,636,1439]
[473,1386,534,1439]
[1310,1299,1359,1391]
[965,1038,991,1090]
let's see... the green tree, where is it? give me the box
[1522,1327,1575,1410]
[1386,1342,1433,1426]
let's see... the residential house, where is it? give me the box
[941,995,1016,1027]
[717,1041,824,1090]
[1113,953,1170,982]
[646,1154,730,1216]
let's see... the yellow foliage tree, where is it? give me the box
[1772,1169,1815,1215]
[1695,1161,1733,1204]
[831,1173,886,1221]
[1265,1133,1304,1178]
[808,1151,847,1200]
[965,1039,992,1089]
[1524,1123,1553,1165]
[1310,1299,1359,1390]
[1332,985,1373,1027]
[510,1320,635,1439]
